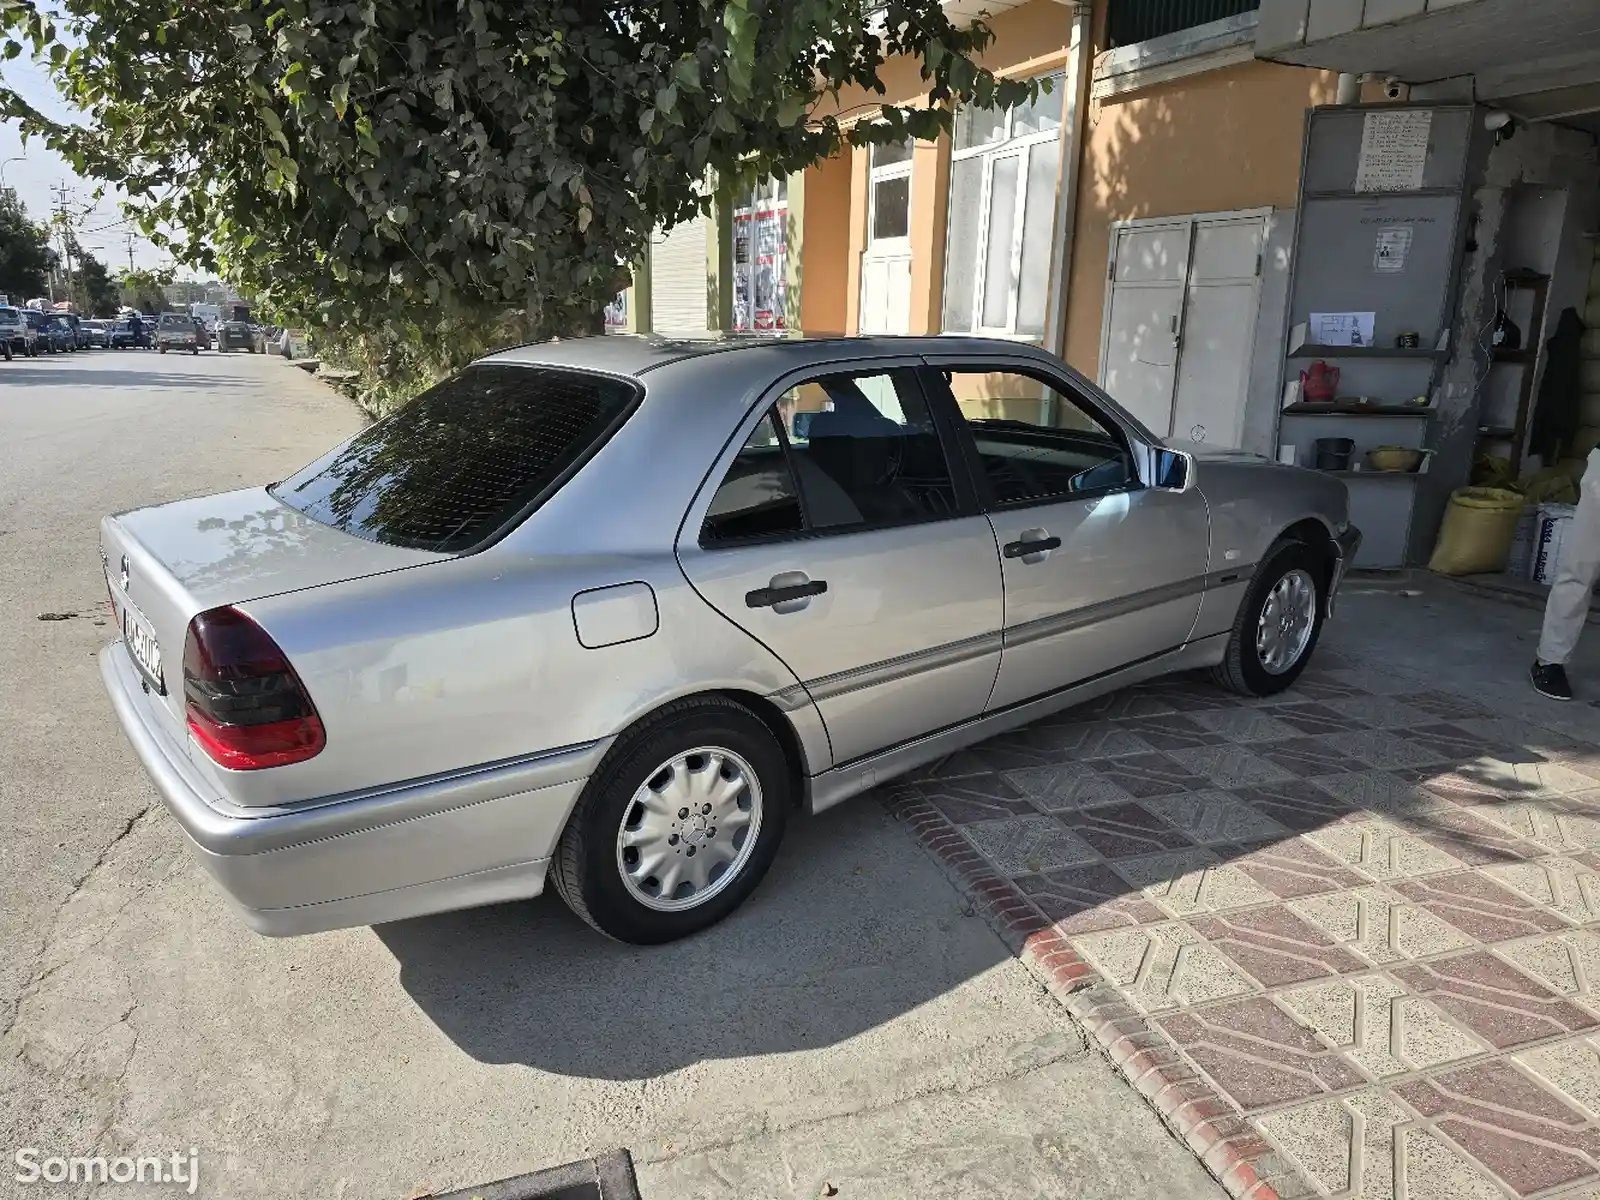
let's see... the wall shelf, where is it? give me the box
[1287,345,1445,360]
[1283,403,1433,417]
[1315,470,1423,481]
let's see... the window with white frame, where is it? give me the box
[866,138,914,253]
[941,72,1066,338]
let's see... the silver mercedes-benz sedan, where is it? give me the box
[100,335,1359,943]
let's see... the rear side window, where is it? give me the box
[272,364,639,553]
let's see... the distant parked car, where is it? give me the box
[42,315,77,353]
[23,309,58,352]
[0,306,37,358]
[194,320,213,352]
[155,311,200,354]
[60,312,92,349]
[217,320,255,352]
[107,319,136,349]
[81,320,110,349]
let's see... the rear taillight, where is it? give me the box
[182,606,325,770]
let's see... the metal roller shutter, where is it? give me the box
[651,216,710,334]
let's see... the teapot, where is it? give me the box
[1299,361,1340,404]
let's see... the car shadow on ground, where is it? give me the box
[375,629,1592,1081]
[374,799,1016,1078]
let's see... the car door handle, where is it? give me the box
[1003,536,1062,559]
[745,579,828,608]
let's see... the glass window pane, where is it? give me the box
[954,105,1005,152]
[981,156,1020,328]
[273,365,637,553]
[941,370,1134,505]
[781,371,959,529]
[870,138,913,168]
[941,156,983,333]
[1016,140,1060,337]
[701,413,804,543]
[1011,71,1066,138]
[871,175,911,241]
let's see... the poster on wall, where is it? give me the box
[1310,311,1376,346]
[1355,109,1431,193]
[733,201,787,332]
[1373,227,1413,273]
[603,290,628,331]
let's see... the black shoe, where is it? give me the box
[1531,661,1573,701]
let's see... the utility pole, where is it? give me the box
[125,230,137,272]
[50,181,77,310]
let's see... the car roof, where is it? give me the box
[479,332,1062,378]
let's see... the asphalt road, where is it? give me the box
[0,349,1218,1199]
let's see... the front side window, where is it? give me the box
[943,72,1065,338]
[701,368,960,544]
[274,364,638,553]
[937,368,1136,505]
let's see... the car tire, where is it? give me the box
[550,696,790,944]
[1210,537,1326,697]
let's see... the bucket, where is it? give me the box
[1427,487,1526,576]
[1533,503,1577,585]
[1314,437,1355,471]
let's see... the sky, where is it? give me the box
[1,56,188,275]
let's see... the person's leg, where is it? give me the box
[1534,449,1600,698]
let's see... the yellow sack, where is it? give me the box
[1428,487,1527,576]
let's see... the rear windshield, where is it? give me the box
[271,363,640,553]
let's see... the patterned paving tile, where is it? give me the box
[960,815,1098,876]
[1469,800,1600,853]
[1280,975,1487,1078]
[900,776,1036,824]
[903,748,991,782]
[1321,729,1452,770]
[1057,801,1195,858]
[1163,744,1297,789]
[1190,907,1366,986]
[1393,951,1599,1049]
[1391,872,1570,942]
[1389,805,1542,866]
[1450,717,1585,758]
[1518,1035,1600,1120]
[1395,1060,1600,1195]
[1232,778,1365,832]
[1498,930,1600,1002]
[1013,862,1164,935]
[1270,701,1371,736]
[1435,755,1600,800]
[1251,735,1354,779]
[1112,713,1228,753]
[1000,762,1136,813]
[964,734,1075,773]
[1229,837,1365,899]
[1308,769,1442,819]
[1321,668,1417,696]
[1281,676,1372,703]
[1403,690,1494,721]
[1186,708,1302,744]
[1069,922,1253,1013]
[1261,1090,1503,1200]
[1088,752,1210,799]
[1401,722,1521,764]
[992,720,1153,761]
[1158,997,1365,1110]
[1137,790,1288,845]
[1305,819,1467,882]
[1485,858,1600,924]
[1288,884,1475,965]
[1324,695,1438,730]
[1110,847,1278,916]
[1070,689,1182,721]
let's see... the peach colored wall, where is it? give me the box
[844,145,870,334]
[1061,57,1337,375]
[799,153,853,334]
[908,135,951,335]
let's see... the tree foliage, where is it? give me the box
[117,265,173,314]
[0,0,1033,340]
[75,246,115,315]
[0,187,53,300]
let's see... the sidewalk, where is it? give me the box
[883,573,1600,1199]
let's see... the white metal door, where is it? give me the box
[1099,212,1265,448]
[651,215,709,333]
[859,254,912,335]
[1170,217,1264,448]
[1101,221,1189,436]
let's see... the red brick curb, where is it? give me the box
[881,789,1309,1200]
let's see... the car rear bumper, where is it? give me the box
[100,644,603,935]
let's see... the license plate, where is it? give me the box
[121,602,166,694]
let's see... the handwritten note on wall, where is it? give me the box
[1355,110,1432,193]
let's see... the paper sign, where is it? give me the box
[1374,227,1412,273]
[1356,110,1431,192]
[1310,311,1377,347]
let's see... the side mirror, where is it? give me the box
[1155,448,1195,492]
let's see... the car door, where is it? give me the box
[922,357,1211,713]
[676,361,1004,768]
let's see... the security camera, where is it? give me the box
[1383,77,1407,101]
